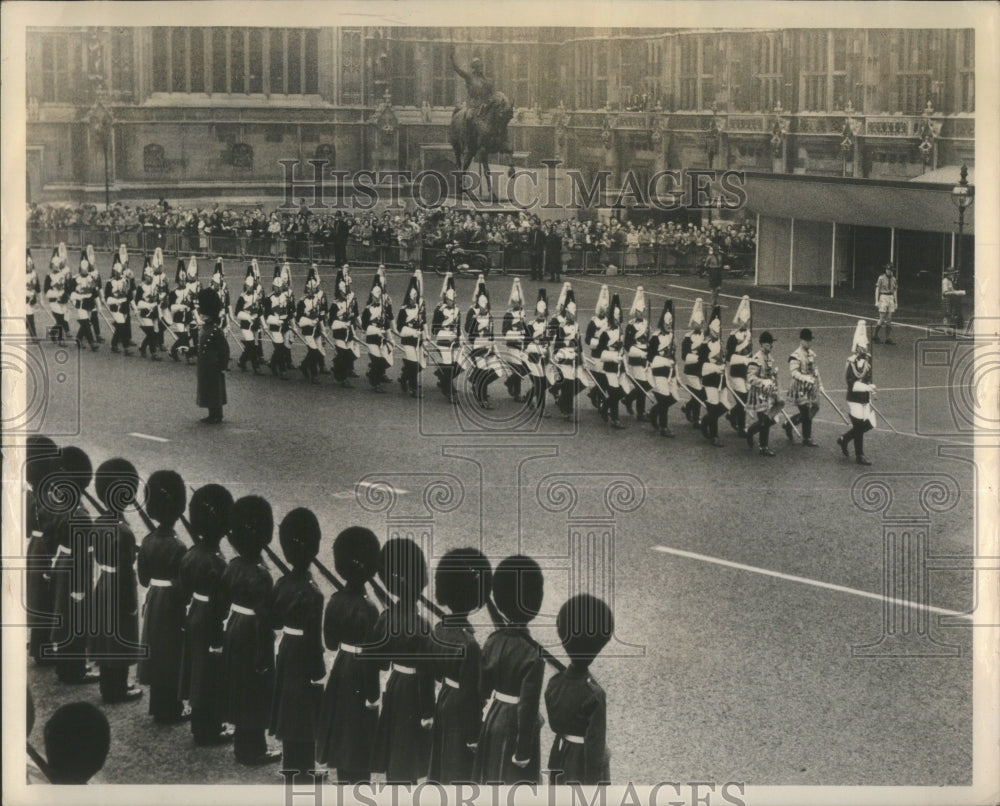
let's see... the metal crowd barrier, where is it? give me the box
[26,227,750,277]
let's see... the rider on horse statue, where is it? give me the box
[452,49,498,127]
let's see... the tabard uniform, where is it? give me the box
[746,349,780,417]
[316,585,381,781]
[137,525,187,721]
[91,514,140,702]
[219,555,275,764]
[786,342,820,444]
[178,542,228,743]
[472,625,545,784]
[623,319,651,418]
[544,666,610,785]
[428,615,484,784]
[370,602,436,783]
[49,502,94,682]
[269,569,326,774]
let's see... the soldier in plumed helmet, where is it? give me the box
[725,296,754,438]
[431,272,461,403]
[501,278,530,403]
[105,254,132,355]
[91,458,143,703]
[429,547,492,784]
[44,245,71,344]
[196,287,229,424]
[584,284,611,411]
[328,265,360,387]
[698,305,726,447]
[523,287,552,414]
[179,484,235,745]
[67,254,99,351]
[623,286,651,423]
[185,256,202,357]
[137,470,189,722]
[265,266,293,379]
[220,496,280,765]
[464,274,499,409]
[235,266,263,373]
[316,526,382,783]
[596,293,626,429]
[85,244,104,344]
[646,299,679,437]
[296,270,324,384]
[545,594,614,786]
[270,508,326,777]
[26,248,40,342]
[396,267,427,398]
[135,259,163,360]
[837,321,877,465]
[680,298,706,427]
[361,266,393,392]
[370,537,435,784]
[473,554,545,784]
[168,260,194,362]
[552,283,585,421]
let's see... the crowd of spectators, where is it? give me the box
[27,201,756,273]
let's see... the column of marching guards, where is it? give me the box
[25,243,880,464]
[24,437,619,785]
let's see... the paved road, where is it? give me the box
[19,259,976,786]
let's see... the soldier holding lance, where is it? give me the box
[646,299,679,438]
[329,266,360,387]
[501,278,530,403]
[680,299,706,427]
[361,265,393,392]
[523,288,551,415]
[235,266,264,373]
[623,286,652,423]
[785,328,822,447]
[745,331,781,457]
[724,296,754,438]
[397,268,427,399]
[464,274,500,410]
[596,294,626,429]
[432,273,462,403]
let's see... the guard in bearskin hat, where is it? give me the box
[137,470,189,722]
[25,435,58,665]
[524,287,551,414]
[473,554,545,784]
[270,508,326,777]
[91,458,144,703]
[47,446,99,684]
[428,548,492,784]
[179,484,235,745]
[196,287,229,424]
[221,495,280,765]
[316,526,382,783]
[370,537,434,783]
[42,702,111,784]
[545,594,614,785]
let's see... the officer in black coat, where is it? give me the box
[544,225,563,282]
[179,484,235,745]
[25,435,58,666]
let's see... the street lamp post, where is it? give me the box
[951,162,974,287]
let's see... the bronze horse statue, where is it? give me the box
[449,93,515,204]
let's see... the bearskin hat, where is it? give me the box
[279,507,321,570]
[43,703,110,784]
[492,554,544,624]
[333,526,381,587]
[197,287,222,319]
[229,495,274,558]
[378,537,428,601]
[25,435,57,489]
[434,547,492,615]
[94,458,140,515]
[145,470,186,525]
[188,484,234,546]
[557,593,614,665]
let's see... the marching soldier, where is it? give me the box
[429,548,492,784]
[85,244,104,344]
[745,331,781,457]
[179,484,235,745]
[873,263,898,345]
[67,256,99,351]
[552,285,584,421]
[265,267,293,379]
[44,244,71,344]
[370,537,435,784]
[596,294,626,429]
[680,299,706,427]
[724,296,753,438]
[316,526,382,784]
[329,266,360,387]
[785,328,821,447]
[464,274,501,410]
[234,267,263,373]
[361,266,393,392]
[837,321,877,465]
[623,287,651,423]
[91,458,143,703]
[47,446,99,684]
[167,261,194,362]
[396,268,427,398]
[524,288,551,414]
[698,306,726,447]
[584,285,611,410]
[41,702,111,784]
[501,278,530,403]
[186,256,202,357]
[121,245,137,349]
[151,248,169,351]
[137,470,189,723]
[269,508,326,777]
[25,435,58,665]
[646,299,679,438]
[135,260,162,360]
[26,249,41,342]
[220,496,281,765]
[473,554,545,785]
[545,594,614,786]
[104,256,133,355]
[310,264,331,375]
[431,273,461,403]
[296,273,324,384]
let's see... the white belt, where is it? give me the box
[191,592,209,603]
[561,734,585,745]
[56,545,72,557]
[339,643,361,655]
[70,591,86,601]
[149,578,172,587]
[97,564,117,574]
[494,691,519,705]
[230,604,256,616]
[30,530,43,539]
[443,677,460,689]
[392,663,416,675]
[283,627,304,637]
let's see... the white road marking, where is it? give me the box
[127,432,169,443]
[651,544,972,619]
[353,482,411,495]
